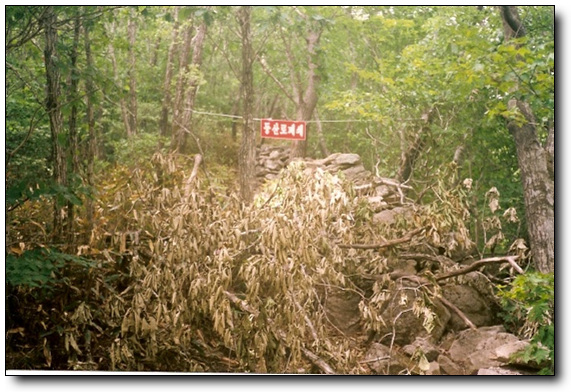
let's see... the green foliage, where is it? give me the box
[498,272,554,374]
[109,132,169,167]
[6,248,95,289]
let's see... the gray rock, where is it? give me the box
[364,343,407,374]
[333,153,361,167]
[377,288,450,346]
[372,207,413,226]
[477,367,524,375]
[446,326,524,375]
[438,353,466,375]
[442,284,494,330]
[402,337,441,362]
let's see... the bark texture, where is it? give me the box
[238,6,256,202]
[159,6,180,137]
[506,100,554,273]
[500,6,554,273]
[171,12,208,153]
[42,6,67,241]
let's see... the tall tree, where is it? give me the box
[41,6,67,241]
[65,8,81,238]
[159,6,180,137]
[237,6,256,202]
[84,7,97,233]
[171,8,208,153]
[107,20,132,137]
[259,7,324,158]
[499,6,554,273]
[127,8,138,136]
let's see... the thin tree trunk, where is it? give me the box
[238,6,256,202]
[108,22,132,137]
[314,108,329,157]
[171,20,193,148]
[65,9,81,240]
[127,10,138,136]
[230,89,241,141]
[500,6,554,273]
[84,9,96,235]
[258,20,322,159]
[397,109,433,183]
[291,29,321,158]
[172,14,208,153]
[42,6,67,242]
[159,6,180,137]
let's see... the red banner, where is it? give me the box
[260,119,306,140]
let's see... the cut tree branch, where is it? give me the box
[435,255,522,282]
[224,290,335,374]
[337,227,426,250]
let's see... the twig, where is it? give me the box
[337,226,426,250]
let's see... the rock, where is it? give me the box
[425,361,441,375]
[402,337,441,362]
[323,287,362,336]
[446,326,525,375]
[438,353,466,375]
[265,160,282,171]
[341,165,369,181]
[372,206,413,226]
[364,343,407,374]
[268,150,281,160]
[442,284,494,330]
[477,367,524,375]
[376,288,450,346]
[332,153,361,168]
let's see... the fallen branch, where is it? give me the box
[184,154,202,199]
[224,290,335,374]
[437,296,477,330]
[337,227,426,250]
[435,255,522,282]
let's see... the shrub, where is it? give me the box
[498,271,554,374]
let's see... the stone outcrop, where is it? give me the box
[256,145,406,209]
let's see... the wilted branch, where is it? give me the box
[224,290,335,374]
[184,154,202,199]
[435,255,522,282]
[337,227,426,250]
[438,296,477,330]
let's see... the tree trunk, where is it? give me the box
[259,18,322,159]
[291,29,321,159]
[159,6,180,137]
[238,6,256,202]
[84,8,96,235]
[506,100,554,273]
[171,22,193,141]
[314,108,329,157]
[108,22,132,137]
[172,14,208,153]
[65,9,81,240]
[397,109,433,183]
[127,10,138,136]
[500,6,554,273]
[230,89,241,141]
[42,6,67,242]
